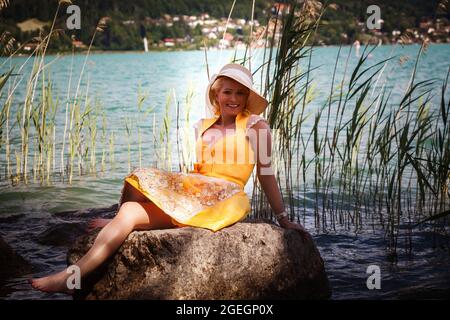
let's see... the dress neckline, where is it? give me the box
[199,112,248,150]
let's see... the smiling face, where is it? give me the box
[212,77,250,118]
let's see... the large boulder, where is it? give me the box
[68,220,331,300]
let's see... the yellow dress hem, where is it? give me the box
[125,175,250,232]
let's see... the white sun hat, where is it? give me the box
[205,63,269,116]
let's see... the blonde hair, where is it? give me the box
[209,76,250,115]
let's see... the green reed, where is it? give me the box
[175,84,195,174]
[60,45,74,178]
[152,92,173,171]
[239,0,450,254]
[87,99,101,175]
[109,131,115,171]
[125,116,132,172]
[250,0,320,223]
[100,110,107,172]
[0,68,13,177]
[0,1,117,184]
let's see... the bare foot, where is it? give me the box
[30,269,74,294]
[87,218,112,232]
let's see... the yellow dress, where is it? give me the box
[122,111,258,232]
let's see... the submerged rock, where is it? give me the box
[37,222,87,247]
[68,221,331,300]
[54,204,118,218]
[0,236,32,284]
[40,204,119,247]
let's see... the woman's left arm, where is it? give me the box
[248,120,307,234]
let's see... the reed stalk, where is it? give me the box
[125,116,132,172]
[60,45,74,177]
[109,131,115,170]
[100,111,107,172]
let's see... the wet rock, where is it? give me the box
[0,236,32,284]
[68,221,331,300]
[37,222,87,247]
[0,214,25,224]
[54,204,118,219]
[37,204,118,247]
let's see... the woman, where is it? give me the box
[31,63,307,293]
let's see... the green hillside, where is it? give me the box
[0,0,449,52]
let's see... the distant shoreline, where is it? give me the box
[8,42,450,58]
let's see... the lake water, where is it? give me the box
[0,45,449,299]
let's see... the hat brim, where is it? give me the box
[206,74,268,116]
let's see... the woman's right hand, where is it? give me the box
[278,217,309,242]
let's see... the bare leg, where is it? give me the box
[31,201,175,293]
[88,181,149,232]
[119,181,149,205]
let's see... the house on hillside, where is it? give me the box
[23,42,39,52]
[272,2,291,15]
[16,18,49,33]
[163,38,175,47]
[72,39,86,49]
